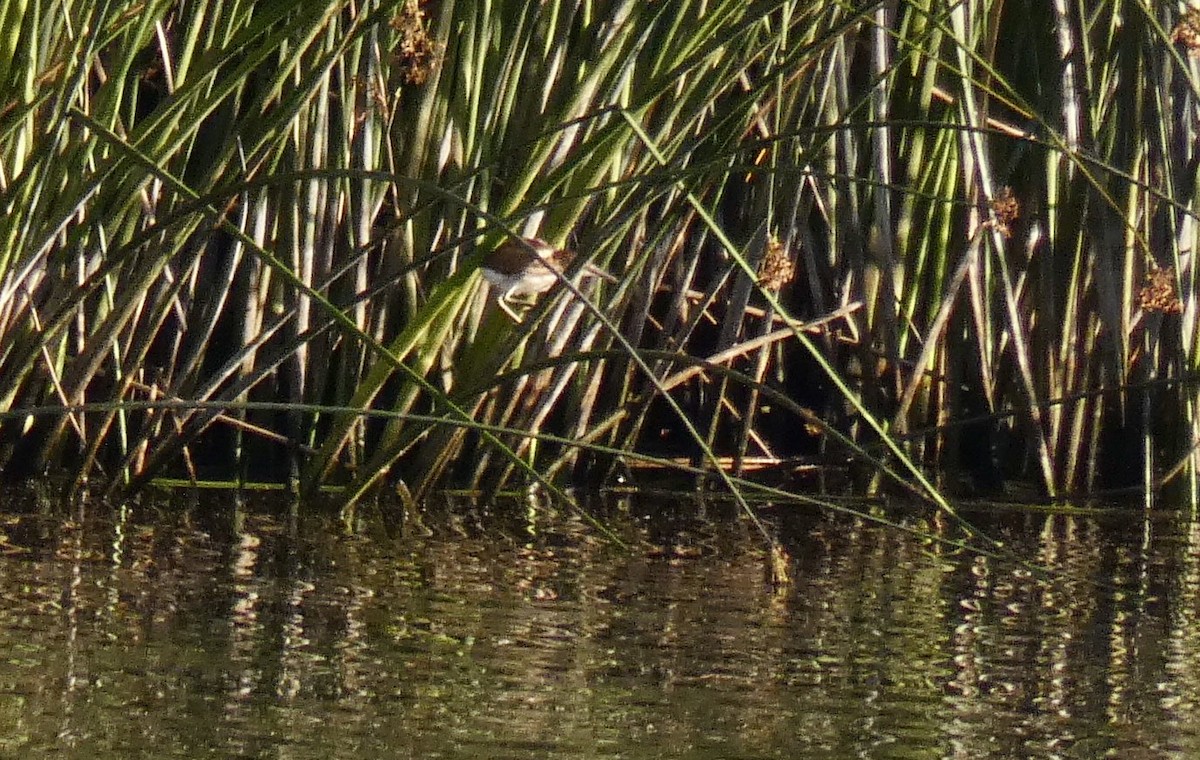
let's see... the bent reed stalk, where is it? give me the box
[0,0,1197,515]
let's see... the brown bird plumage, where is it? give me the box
[481,237,613,321]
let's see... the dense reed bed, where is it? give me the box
[0,0,1197,515]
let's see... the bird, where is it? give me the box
[480,237,615,321]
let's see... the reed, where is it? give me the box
[0,0,1195,515]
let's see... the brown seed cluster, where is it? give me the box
[988,186,1020,239]
[390,0,439,85]
[758,234,795,291]
[1139,267,1184,314]
[1173,9,1200,55]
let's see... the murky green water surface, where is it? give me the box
[0,493,1196,758]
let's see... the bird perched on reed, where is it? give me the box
[481,237,614,321]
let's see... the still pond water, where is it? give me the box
[0,491,1197,759]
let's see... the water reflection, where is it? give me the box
[0,494,1197,758]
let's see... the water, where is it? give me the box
[0,492,1197,759]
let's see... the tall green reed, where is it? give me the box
[0,0,1196,518]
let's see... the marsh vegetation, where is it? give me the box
[1,1,1198,527]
